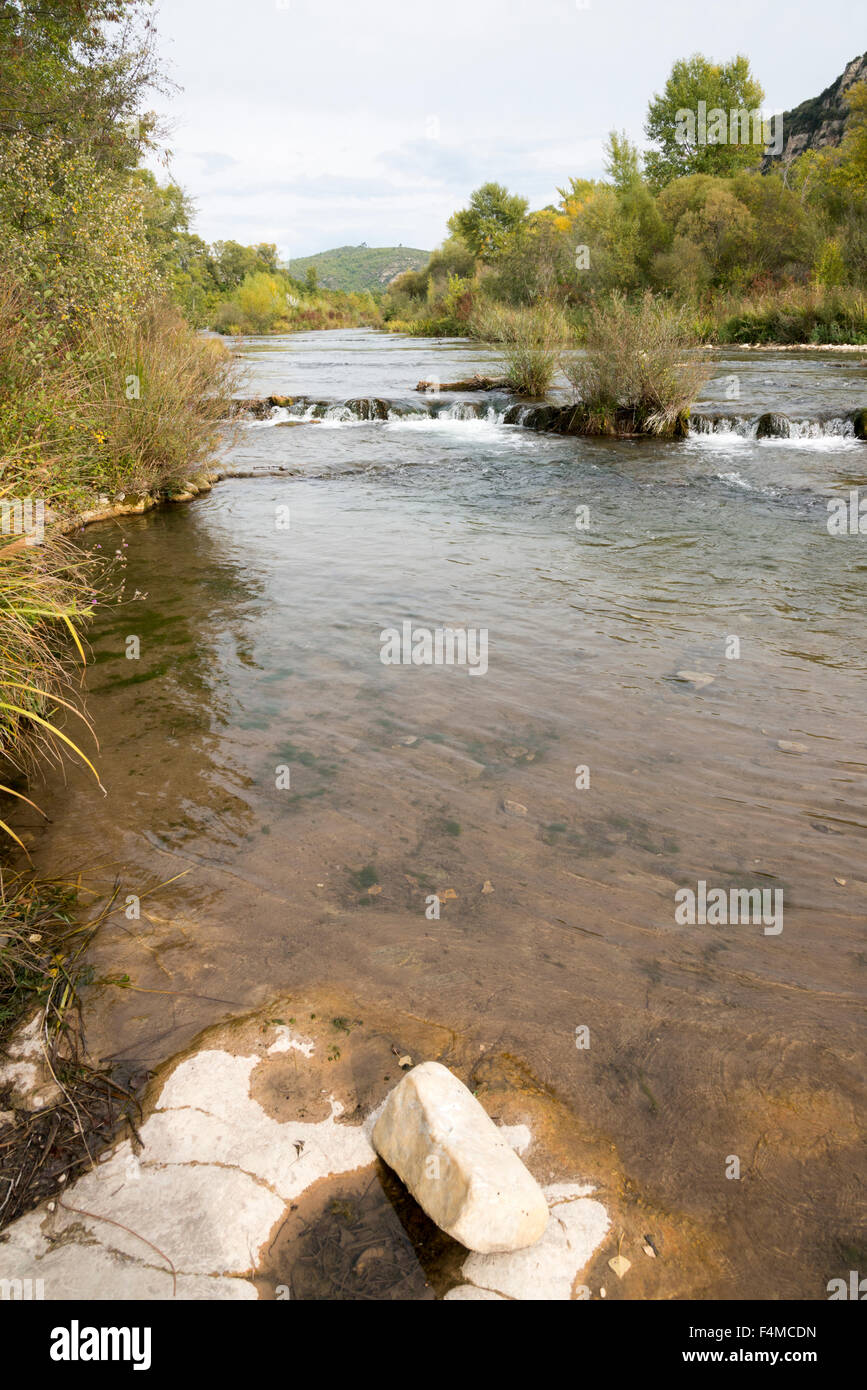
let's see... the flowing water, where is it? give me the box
[23,329,867,1298]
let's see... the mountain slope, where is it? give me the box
[285,245,430,293]
[762,51,867,169]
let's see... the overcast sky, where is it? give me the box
[147,0,859,259]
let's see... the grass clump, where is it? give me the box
[472,300,569,395]
[0,538,103,849]
[565,292,712,435]
[712,284,867,345]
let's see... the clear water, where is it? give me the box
[24,329,867,1298]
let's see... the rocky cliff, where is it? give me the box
[763,51,867,170]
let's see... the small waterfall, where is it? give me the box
[244,398,866,440]
[690,411,857,439]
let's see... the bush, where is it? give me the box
[565,292,711,434]
[0,277,239,509]
[471,299,569,395]
[714,284,867,344]
[236,272,287,333]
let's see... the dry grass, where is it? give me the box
[0,873,139,1229]
[565,292,712,434]
[471,299,569,396]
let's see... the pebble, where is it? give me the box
[675,671,715,688]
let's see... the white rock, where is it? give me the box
[372,1061,549,1253]
[444,1284,507,1300]
[461,1185,609,1299]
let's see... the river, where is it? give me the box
[26,328,867,1298]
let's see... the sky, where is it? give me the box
[146,0,861,259]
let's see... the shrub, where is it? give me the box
[565,292,711,434]
[713,284,867,344]
[471,299,569,395]
[0,278,239,510]
[236,272,287,333]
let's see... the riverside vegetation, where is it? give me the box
[382,55,867,349]
[0,0,245,1148]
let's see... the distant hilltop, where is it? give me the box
[284,245,430,294]
[762,51,867,169]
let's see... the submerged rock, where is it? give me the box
[675,670,715,688]
[372,1061,549,1253]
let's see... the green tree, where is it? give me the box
[211,240,278,290]
[448,182,528,262]
[644,54,766,187]
[0,0,162,166]
[604,130,643,191]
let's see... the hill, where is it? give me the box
[762,51,867,169]
[284,245,430,294]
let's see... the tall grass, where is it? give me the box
[565,293,712,435]
[471,300,569,395]
[0,539,101,852]
[709,284,867,345]
[0,276,237,850]
[0,282,239,511]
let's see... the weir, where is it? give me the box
[234,395,867,440]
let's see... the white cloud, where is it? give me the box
[146,0,857,254]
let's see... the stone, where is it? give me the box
[675,670,715,688]
[502,799,528,817]
[460,1183,609,1298]
[0,1012,63,1110]
[755,411,790,439]
[444,1284,507,1300]
[372,1061,549,1253]
[777,739,808,753]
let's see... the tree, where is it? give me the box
[604,130,643,191]
[448,182,528,262]
[0,0,163,166]
[644,54,766,187]
[211,240,278,290]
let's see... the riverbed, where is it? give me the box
[23,328,867,1298]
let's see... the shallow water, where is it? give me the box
[22,329,867,1298]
